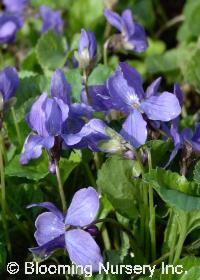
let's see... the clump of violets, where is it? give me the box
[0,13,23,44]
[28,187,103,271]
[39,6,64,34]
[75,28,97,75]
[3,0,29,15]
[104,8,148,53]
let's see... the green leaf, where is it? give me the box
[144,169,200,212]
[183,0,200,37]
[181,49,200,93]
[59,152,81,183]
[88,64,112,85]
[31,0,70,9]
[68,0,104,33]
[145,38,166,57]
[16,74,50,108]
[97,155,139,219]
[131,0,155,29]
[65,69,82,101]
[5,154,49,181]
[21,50,42,72]
[146,168,200,196]
[146,49,181,74]
[146,43,197,77]
[36,30,67,70]
[194,161,200,184]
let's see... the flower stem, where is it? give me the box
[147,149,156,261]
[83,163,96,187]
[11,106,22,145]
[135,149,150,259]
[55,160,67,212]
[156,14,185,37]
[103,39,110,65]
[0,134,11,255]
[82,70,90,104]
[102,227,111,250]
[94,218,135,240]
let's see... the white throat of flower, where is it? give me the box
[129,92,140,110]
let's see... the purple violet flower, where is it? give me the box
[63,118,134,158]
[62,118,110,151]
[104,8,148,53]
[27,187,103,271]
[81,85,112,113]
[3,0,28,15]
[165,120,200,168]
[20,92,69,166]
[0,67,19,102]
[0,13,23,44]
[20,69,94,169]
[107,62,181,147]
[20,70,71,169]
[40,6,64,34]
[76,29,97,71]
[51,69,94,134]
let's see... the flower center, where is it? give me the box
[129,93,140,109]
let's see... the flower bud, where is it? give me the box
[76,29,97,72]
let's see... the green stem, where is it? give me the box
[94,217,144,260]
[94,218,135,241]
[83,163,96,187]
[135,149,150,259]
[173,215,187,264]
[139,196,145,247]
[82,70,90,104]
[55,160,67,212]
[63,48,76,66]
[102,227,111,250]
[147,149,156,261]
[0,134,11,255]
[103,40,109,65]
[11,106,22,145]
[94,152,101,170]
[0,127,8,164]
[144,184,150,261]
[149,186,156,260]
[156,14,185,37]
